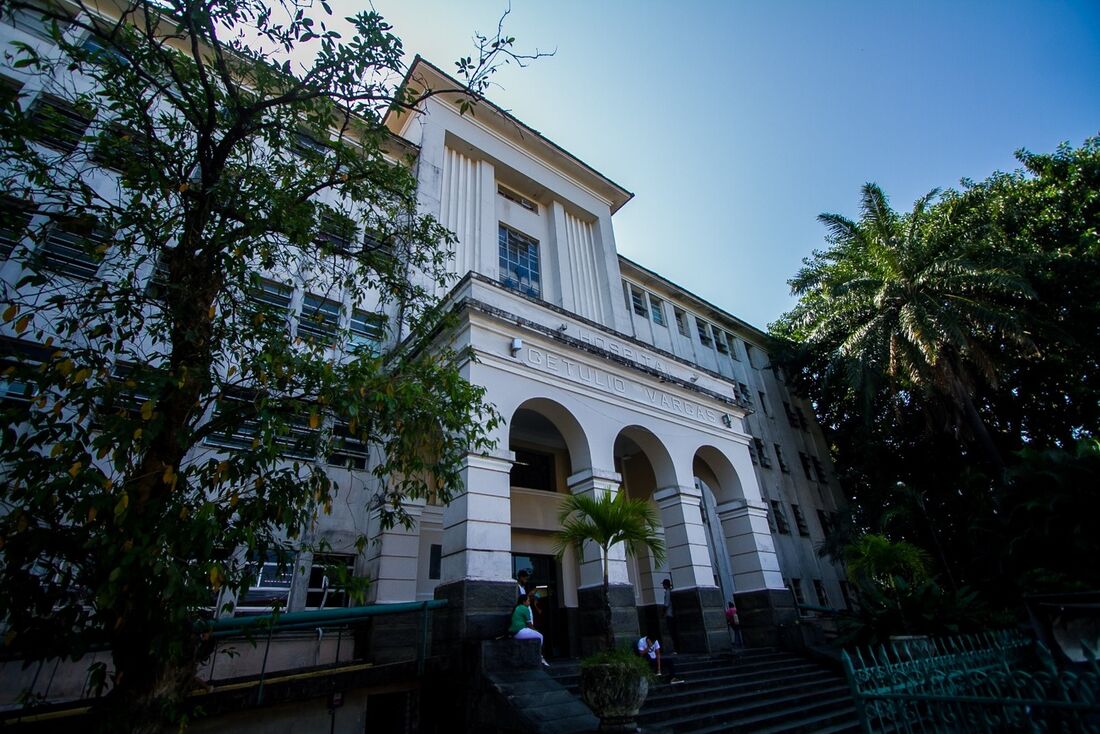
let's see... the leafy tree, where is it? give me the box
[554,490,665,650]
[778,183,1034,471]
[774,138,1100,614]
[0,0,536,729]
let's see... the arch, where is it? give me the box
[612,425,677,491]
[509,397,592,473]
[692,444,746,506]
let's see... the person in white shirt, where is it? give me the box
[636,632,681,682]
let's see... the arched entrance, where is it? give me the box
[507,398,589,658]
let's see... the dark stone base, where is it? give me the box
[577,583,639,656]
[481,638,541,672]
[734,588,799,650]
[432,579,517,657]
[359,612,421,664]
[669,587,727,654]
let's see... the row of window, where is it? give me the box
[236,552,353,614]
[767,499,840,539]
[787,577,852,611]
[748,436,827,481]
[249,277,385,349]
[623,280,750,362]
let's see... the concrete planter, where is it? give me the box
[580,662,650,733]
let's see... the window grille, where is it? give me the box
[791,503,810,536]
[770,500,789,534]
[498,224,540,298]
[774,443,790,473]
[40,219,108,279]
[28,95,93,153]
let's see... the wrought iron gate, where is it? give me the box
[842,630,1100,732]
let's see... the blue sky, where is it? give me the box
[343,1,1099,330]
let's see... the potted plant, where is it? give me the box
[554,490,666,731]
[579,647,655,732]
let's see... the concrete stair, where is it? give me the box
[545,647,860,734]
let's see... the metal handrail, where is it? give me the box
[196,599,448,705]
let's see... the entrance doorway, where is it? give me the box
[512,553,564,658]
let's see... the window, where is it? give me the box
[510,447,555,492]
[249,278,293,316]
[799,452,814,481]
[695,318,713,347]
[497,184,537,212]
[812,457,828,483]
[817,509,833,538]
[648,294,666,326]
[0,338,51,406]
[349,308,385,351]
[789,578,806,606]
[794,406,809,430]
[315,208,357,252]
[237,552,293,613]
[674,308,689,337]
[28,95,94,153]
[748,441,759,466]
[737,382,753,406]
[327,421,368,470]
[758,391,771,416]
[79,34,131,66]
[791,503,810,536]
[774,443,790,473]
[726,332,740,360]
[715,330,729,354]
[2,0,72,42]
[1,74,23,110]
[291,129,328,160]
[629,285,646,317]
[145,254,171,301]
[839,580,854,610]
[298,293,342,343]
[206,389,318,460]
[769,500,789,534]
[93,121,151,171]
[363,228,394,259]
[754,437,771,468]
[39,219,109,279]
[498,224,540,298]
[813,580,829,607]
[783,401,800,429]
[428,544,442,580]
[305,554,354,609]
[1,196,32,260]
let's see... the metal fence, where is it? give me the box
[842,630,1100,733]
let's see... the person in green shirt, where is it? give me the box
[509,593,548,667]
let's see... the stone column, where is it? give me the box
[653,485,727,653]
[363,501,425,662]
[433,449,516,651]
[568,468,639,655]
[717,498,795,648]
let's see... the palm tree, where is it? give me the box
[554,489,666,650]
[785,183,1034,471]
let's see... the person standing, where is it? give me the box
[516,569,530,598]
[661,578,678,653]
[725,600,744,648]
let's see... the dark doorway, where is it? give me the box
[512,553,564,658]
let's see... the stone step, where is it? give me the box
[550,659,825,694]
[643,669,838,708]
[649,687,855,733]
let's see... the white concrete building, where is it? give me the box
[357,58,849,656]
[0,0,848,668]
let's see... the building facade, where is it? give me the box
[358,59,849,656]
[0,0,847,688]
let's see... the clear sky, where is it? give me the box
[337,0,1099,330]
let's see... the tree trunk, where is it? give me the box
[602,546,613,651]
